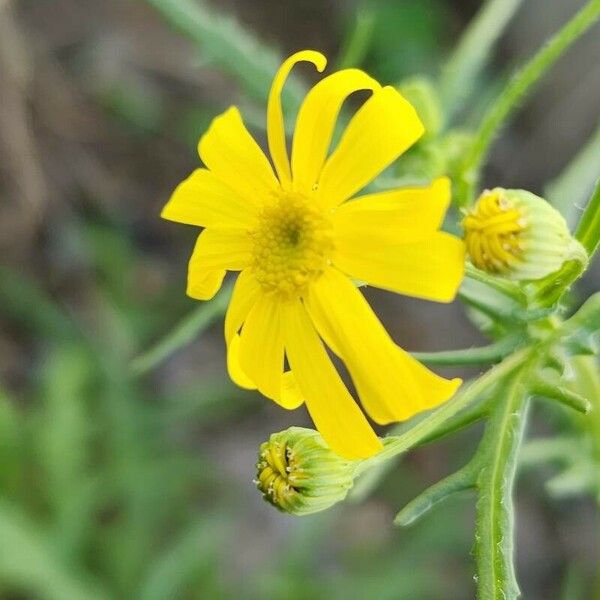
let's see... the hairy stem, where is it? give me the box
[412,335,521,367]
[455,0,600,208]
[335,6,376,70]
[440,0,524,120]
[546,119,600,225]
[575,181,600,261]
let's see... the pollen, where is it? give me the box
[249,192,333,297]
[462,189,527,274]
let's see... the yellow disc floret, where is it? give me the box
[462,189,526,274]
[463,188,586,281]
[250,193,333,297]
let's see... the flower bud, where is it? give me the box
[255,427,359,516]
[463,188,587,281]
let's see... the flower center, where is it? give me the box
[250,193,333,296]
[256,439,302,512]
[462,189,527,273]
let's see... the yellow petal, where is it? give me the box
[291,69,380,194]
[188,229,253,277]
[282,299,382,459]
[187,267,226,301]
[227,333,257,390]
[198,107,278,205]
[162,168,259,229]
[224,270,262,344]
[227,335,303,410]
[267,50,327,186]
[317,86,424,209]
[333,230,465,303]
[332,177,451,244]
[224,275,303,409]
[304,269,461,425]
[238,293,285,402]
[281,371,304,410]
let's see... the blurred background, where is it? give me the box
[1,0,599,598]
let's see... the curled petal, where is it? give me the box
[291,68,380,194]
[267,50,327,186]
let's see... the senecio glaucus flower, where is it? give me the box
[162,50,466,459]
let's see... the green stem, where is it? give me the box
[335,6,376,70]
[575,181,600,261]
[568,356,600,596]
[455,0,600,208]
[411,335,521,367]
[130,283,233,377]
[356,349,529,474]
[569,357,600,465]
[440,0,524,120]
[474,367,531,599]
[546,119,600,225]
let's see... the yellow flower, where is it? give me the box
[162,50,465,459]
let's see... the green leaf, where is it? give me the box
[0,501,107,600]
[138,517,229,600]
[130,282,233,376]
[0,385,21,494]
[395,464,477,527]
[474,371,530,600]
[36,347,96,561]
[532,379,592,415]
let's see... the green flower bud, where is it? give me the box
[463,188,587,281]
[255,427,359,516]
